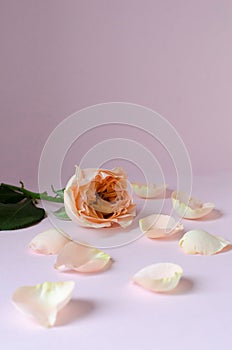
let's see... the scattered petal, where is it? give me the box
[132,263,183,292]
[139,214,184,238]
[55,241,111,273]
[179,229,230,255]
[132,183,167,198]
[12,281,75,327]
[29,228,71,255]
[172,191,214,219]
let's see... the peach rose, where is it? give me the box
[64,166,136,228]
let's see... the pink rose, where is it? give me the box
[64,167,136,228]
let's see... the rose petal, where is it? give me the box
[179,229,230,255]
[132,263,183,292]
[64,166,136,228]
[172,191,214,219]
[12,281,75,327]
[132,183,167,198]
[139,214,184,238]
[55,241,111,273]
[29,229,71,255]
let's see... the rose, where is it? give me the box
[64,166,136,228]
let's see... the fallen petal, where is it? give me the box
[12,281,75,327]
[179,229,230,255]
[132,263,183,292]
[172,191,214,219]
[132,183,167,199]
[139,214,184,238]
[55,241,111,273]
[29,229,71,255]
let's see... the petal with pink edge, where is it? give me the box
[139,214,184,238]
[12,281,75,327]
[179,229,230,255]
[132,183,167,199]
[172,191,214,219]
[29,229,71,255]
[132,263,183,292]
[55,241,111,273]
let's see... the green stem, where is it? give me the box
[1,183,64,203]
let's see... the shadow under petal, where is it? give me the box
[56,299,95,327]
[197,209,223,221]
[149,230,184,242]
[170,277,194,295]
[163,188,172,199]
[143,188,172,200]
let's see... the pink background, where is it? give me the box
[1,0,232,190]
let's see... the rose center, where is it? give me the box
[97,188,117,203]
[95,177,123,203]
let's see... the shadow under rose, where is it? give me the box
[56,299,95,327]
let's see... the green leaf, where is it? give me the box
[53,206,71,221]
[0,199,46,230]
[0,184,25,204]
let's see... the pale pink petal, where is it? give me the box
[132,263,183,292]
[172,191,214,219]
[179,229,231,255]
[64,186,99,227]
[64,184,81,222]
[55,241,111,273]
[29,229,71,255]
[111,203,136,228]
[77,167,99,186]
[12,281,75,327]
[114,216,135,228]
[132,183,167,198]
[110,166,128,179]
[64,184,104,228]
[139,214,184,238]
[77,166,128,186]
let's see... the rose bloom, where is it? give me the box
[64,166,136,228]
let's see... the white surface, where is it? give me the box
[1,173,232,349]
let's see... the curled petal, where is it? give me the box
[139,214,184,238]
[29,229,71,255]
[132,183,167,198]
[179,229,230,255]
[12,281,75,327]
[172,191,214,219]
[55,241,111,273]
[132,263,183,292]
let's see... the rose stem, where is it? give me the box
[1,183,64,203]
